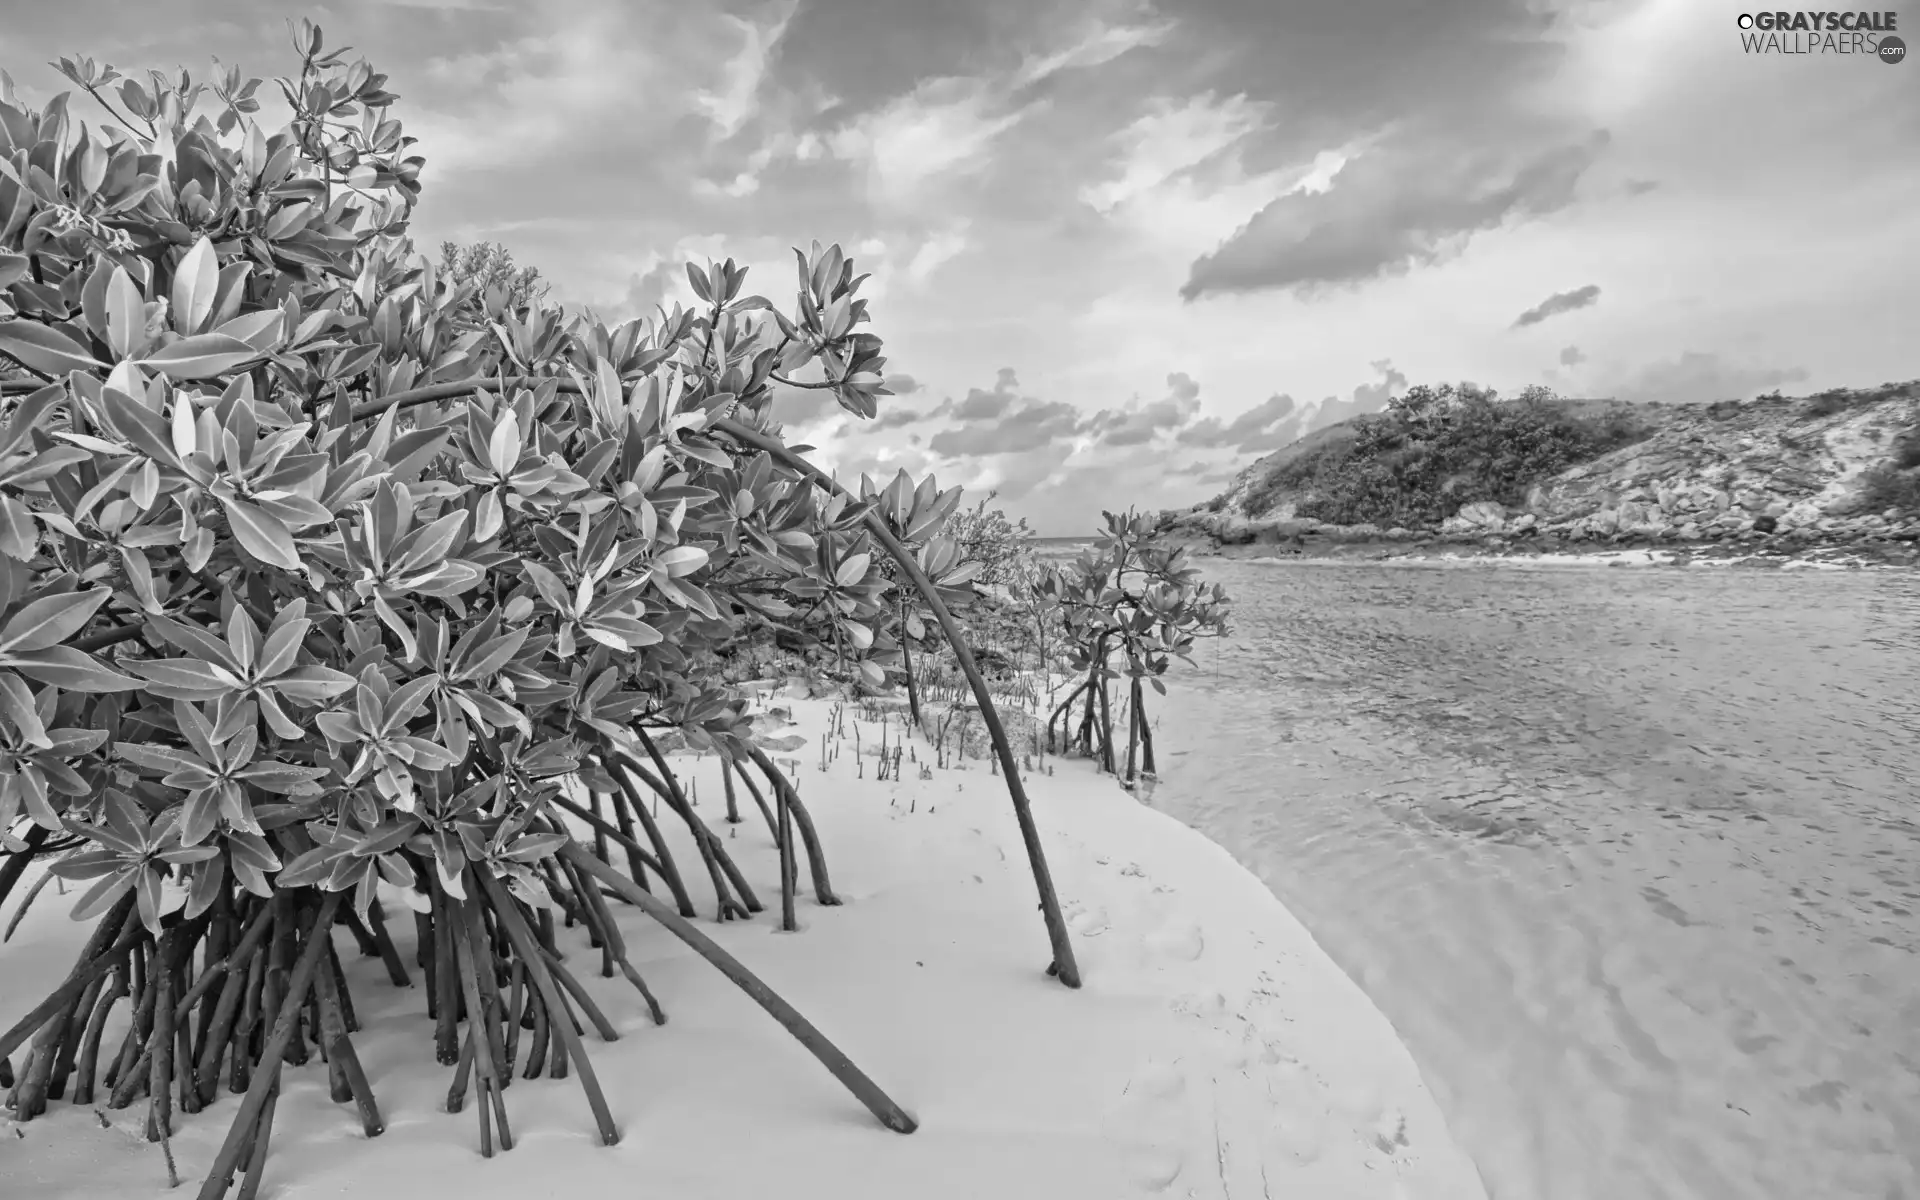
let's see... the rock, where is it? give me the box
[1459,500,1507,525]
[1217,516,1256,545]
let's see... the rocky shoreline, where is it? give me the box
[1165,499,1920,569]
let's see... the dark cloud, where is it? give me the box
[1605,351,1809,405]
[1177,392,1299,451]
[1513,283,1601,328]
[926,367,1081,456]
[1153,0,1621,302]
[1559,345,1586,367]
[1624,178,1660,195]
[1184,130,1609,300]
[884,372,923,395]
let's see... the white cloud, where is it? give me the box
[1014,18,1176,86]
[1080,92,1271,215]
[906,225,970,284]
[693,1,798,139]
[829,79,1027,205]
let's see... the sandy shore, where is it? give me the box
[2,684,1486,1200]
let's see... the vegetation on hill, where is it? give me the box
[1857,417,1920,513]
[1243,384,1650,527]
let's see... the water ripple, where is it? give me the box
[1150,560,1920,1200]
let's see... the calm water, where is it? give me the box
[1147,559,1920,1200]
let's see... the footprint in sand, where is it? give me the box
[1170,990,1230,1020]
[1144,921,1206,963]
[1104,1061,1190,1192]
[1260,1060,1332,1166]
[1066,902,1111,937]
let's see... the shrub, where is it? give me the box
[0,21,1085,1195]
[1858,466,1920,512]
[1033,510,1230,786]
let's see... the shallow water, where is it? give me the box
[1146,559,1920,1200]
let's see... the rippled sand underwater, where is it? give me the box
[1148,559,1920,1200]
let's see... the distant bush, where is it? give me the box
[1859,466,1920,513]
[1244,384,1648,527]
[437,239,550,312]
[1858,419,1920,513]
[945,493,1041,591]
[1803,389,1857,418]
[1893,425,1920,471]
[1033,511,1230,787]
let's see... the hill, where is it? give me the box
[1165,381,1920,552]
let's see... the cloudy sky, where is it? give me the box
[2,0,1914,533]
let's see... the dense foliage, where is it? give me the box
[1245,383,1647,526]
[0,21,1083,1196]
[1037,510,1230,786]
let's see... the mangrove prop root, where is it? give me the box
[727,751,781,845]
[537,944,620,1042]
[745,744,839,906]
[1,896,142,1066]
[312,936,383,1138]
[72,968,127,1106]
[615,747,749,922]
[1047,677,1091,754]
[575,872,666,1026]
[548,796,667,882]
[0,826,52,914]
[602,758,698,918]
[778,763,797,932]
[561,844,918,1135]
[720,756,742,824]
[365,901,412,988]
[602,787,653,896]
[478,870,619,1145]
[196,892,343,1200]
[450,896,508,1155]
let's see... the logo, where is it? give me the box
[1736,10,1905,59]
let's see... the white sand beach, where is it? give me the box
[2,685,1487,1200]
